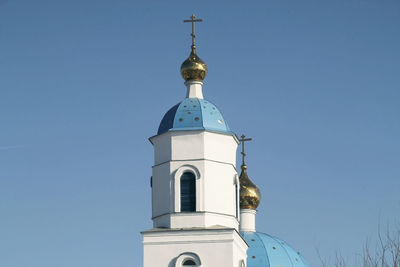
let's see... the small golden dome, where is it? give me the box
[239,164,261,210]
[180,45,208,81]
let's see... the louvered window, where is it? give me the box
[180,172,196,212]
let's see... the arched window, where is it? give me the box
[180,172,196,212]
[183,259,196,266]
[175,253,201,267]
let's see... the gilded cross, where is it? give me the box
[239,134,252,166]
[184,14,203,46]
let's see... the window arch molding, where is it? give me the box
[234,174,240,220]
[175,252,202,267]
[174,165,201,212]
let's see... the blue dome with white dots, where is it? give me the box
[240,232,309,267]
[157,98,231,135]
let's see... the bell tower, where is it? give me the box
[142,15,248,267]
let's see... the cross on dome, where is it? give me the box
[238,134,260,211]
[239,134,252,167]
[184,14,203,48]
[180,14,208,82]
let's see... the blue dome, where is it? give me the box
[240,232,309,267]
[157,98,231,135]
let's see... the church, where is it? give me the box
[141,15,309,267]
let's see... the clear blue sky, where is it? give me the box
[1,0,399,266]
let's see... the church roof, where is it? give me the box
[240,231,309,267]
[157,98,231,135]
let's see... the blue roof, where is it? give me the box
[240,232,309,267]
[157,98,231,135]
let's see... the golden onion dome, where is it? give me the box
[180,45,208,81]
[239,164,261,210]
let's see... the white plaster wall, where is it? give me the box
[142,229,247,267]
[153,211,239,229]
[151,161,205,220]
[203,131,237,164]
[152,163,173,218]
[185,80,204,99]
[150,130,239,229]
[202,161,237,216]
[150,130,238,166]
[152,159,239,229]
[171,132,205,161]
[151,133,172,165]
[239,209,256,232]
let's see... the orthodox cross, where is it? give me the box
[239,134,252,166]
[184,14,203,46]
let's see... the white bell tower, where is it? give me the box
[142,15,248,267]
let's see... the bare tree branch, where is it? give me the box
[319,223,400,267]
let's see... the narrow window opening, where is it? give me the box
[180,172,196,212]
[235,183,238,218]
[183,259,196,266]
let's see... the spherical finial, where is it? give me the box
[180,46,208,81]
[239,164,261,210]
